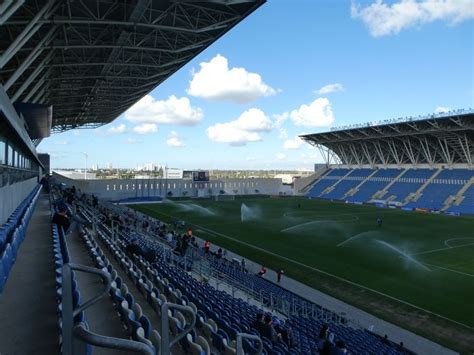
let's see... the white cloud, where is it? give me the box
[125,138,141,144]
[435,106,451,113]
[108,124,127,134]
[276,153,286,160]
[351,0,474,37]
[125,95,203,126]
[316,83,345,94]
[206,108,272,146]
[278,128,288,140]
[187,54,276,103]
[133,123,158,135]
[283,136,304,150]
[290,97,335,127]
[55,140,69,145]
[166,131,185,147]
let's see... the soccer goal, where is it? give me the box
[214,194,235,201]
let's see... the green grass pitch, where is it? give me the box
[129,197,474,340]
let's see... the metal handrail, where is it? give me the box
[69,263,111,317]
[73,322,154,355]
[160,303,196,354]
[236,333,263,355]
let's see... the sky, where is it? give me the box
[38,0,474,171]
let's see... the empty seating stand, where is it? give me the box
[405,169,474,211]
[0,185,41,293]
[382,169,435,203]
[346,169,402,203]
[448,184,474,215]
[320,169,374,200]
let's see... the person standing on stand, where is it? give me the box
[277,269,284,283]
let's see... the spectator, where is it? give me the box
[277,269,284,283]
[317,324,330,350]
[241,258,247,272]
[52,207,71,233]
[257,265,267,277]
[252,313,265,334]
[382,334,390,345]
[331,340,347,355]
[216,247,223,259]
[204,240,210,254]
[126,239,143,257]
[261,314,281,343]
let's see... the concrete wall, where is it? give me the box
[0,177,37,224]
[53,173,282,200]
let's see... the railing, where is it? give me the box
[330,107,473,132]
[61,263,155,355]
[160,303,196,354]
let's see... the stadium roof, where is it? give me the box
[0,0,265,134]
[300,109,474,166]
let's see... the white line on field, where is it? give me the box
[421,262,474,278]
[411,242,474,256]
[141,206,473,330]
[444,237,474,248]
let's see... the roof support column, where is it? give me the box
[373,141,388,166]
[437,137,454,166]
[387,139,402,166]
[457,134,472,166]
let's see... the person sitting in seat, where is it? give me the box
[257,265,267,277]
[331,340,348,354]
[261,314,282,343]
[252,313,265,334]
[126,238,143,257]
[52,207,71,233]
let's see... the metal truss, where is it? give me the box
[301,112,474,166]
[0,0,264,132]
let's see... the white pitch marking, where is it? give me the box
[411,242,474,256]
[444,237,474,248]
[139,205,474,329]
[421,262,474,278]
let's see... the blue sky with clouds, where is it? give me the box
[39,0,474,170]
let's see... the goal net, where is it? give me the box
[214,194,235,201]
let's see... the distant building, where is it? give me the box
[164,168,183,179]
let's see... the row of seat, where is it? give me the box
[73,189,413,354]
[79,204,266,355]
[308,167,474,214]
[0,184,41,293]
[78,207,219,355]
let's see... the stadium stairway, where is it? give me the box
[404,168,442,204]
[373,169,407,200]
[0,191,59,354]
[343,170,378,199]
[319,169,354,197]
[444,176,474,210]
[65,227,134,354]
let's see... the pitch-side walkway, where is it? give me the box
[0,192,59,355]
[203,243,457,355]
